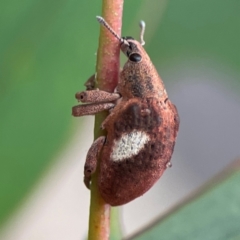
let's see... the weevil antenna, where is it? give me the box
[96,16,123,43]
[139,20,146,46]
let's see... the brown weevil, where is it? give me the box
[72,16,180,206]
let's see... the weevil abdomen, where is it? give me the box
[98,97,179,206]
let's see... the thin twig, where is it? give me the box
[87,1,124,240]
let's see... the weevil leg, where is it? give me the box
[84,136,105,189]
[72,102,115,117]
[84,74,96,90]
[84,68,122,91]
[100,110,115,130]
[75,90,121,103]
[100,98,122,130]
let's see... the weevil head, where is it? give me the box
[120,20,146,64]
[120,37,144,63]
[96,16,148,66]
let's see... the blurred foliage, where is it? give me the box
[0,0,239,230]
[130,166,240,240]
[0,0,99,226]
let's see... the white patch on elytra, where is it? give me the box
[110,130,150,162]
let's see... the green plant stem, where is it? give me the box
[87,1,124,240]
[110,207,123,240]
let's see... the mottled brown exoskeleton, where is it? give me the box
[72,16,179,206]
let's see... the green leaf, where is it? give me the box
[129,161,240,240]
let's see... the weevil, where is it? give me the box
[72,16,179,206]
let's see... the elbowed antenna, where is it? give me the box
[139,20,146,46]
[96,16,123,43]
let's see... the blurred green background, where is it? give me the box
[0,0,239,236]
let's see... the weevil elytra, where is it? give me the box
[72,16,179,206]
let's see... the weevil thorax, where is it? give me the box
[118,37,167,100]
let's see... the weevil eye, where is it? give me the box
[129,53,142,62]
